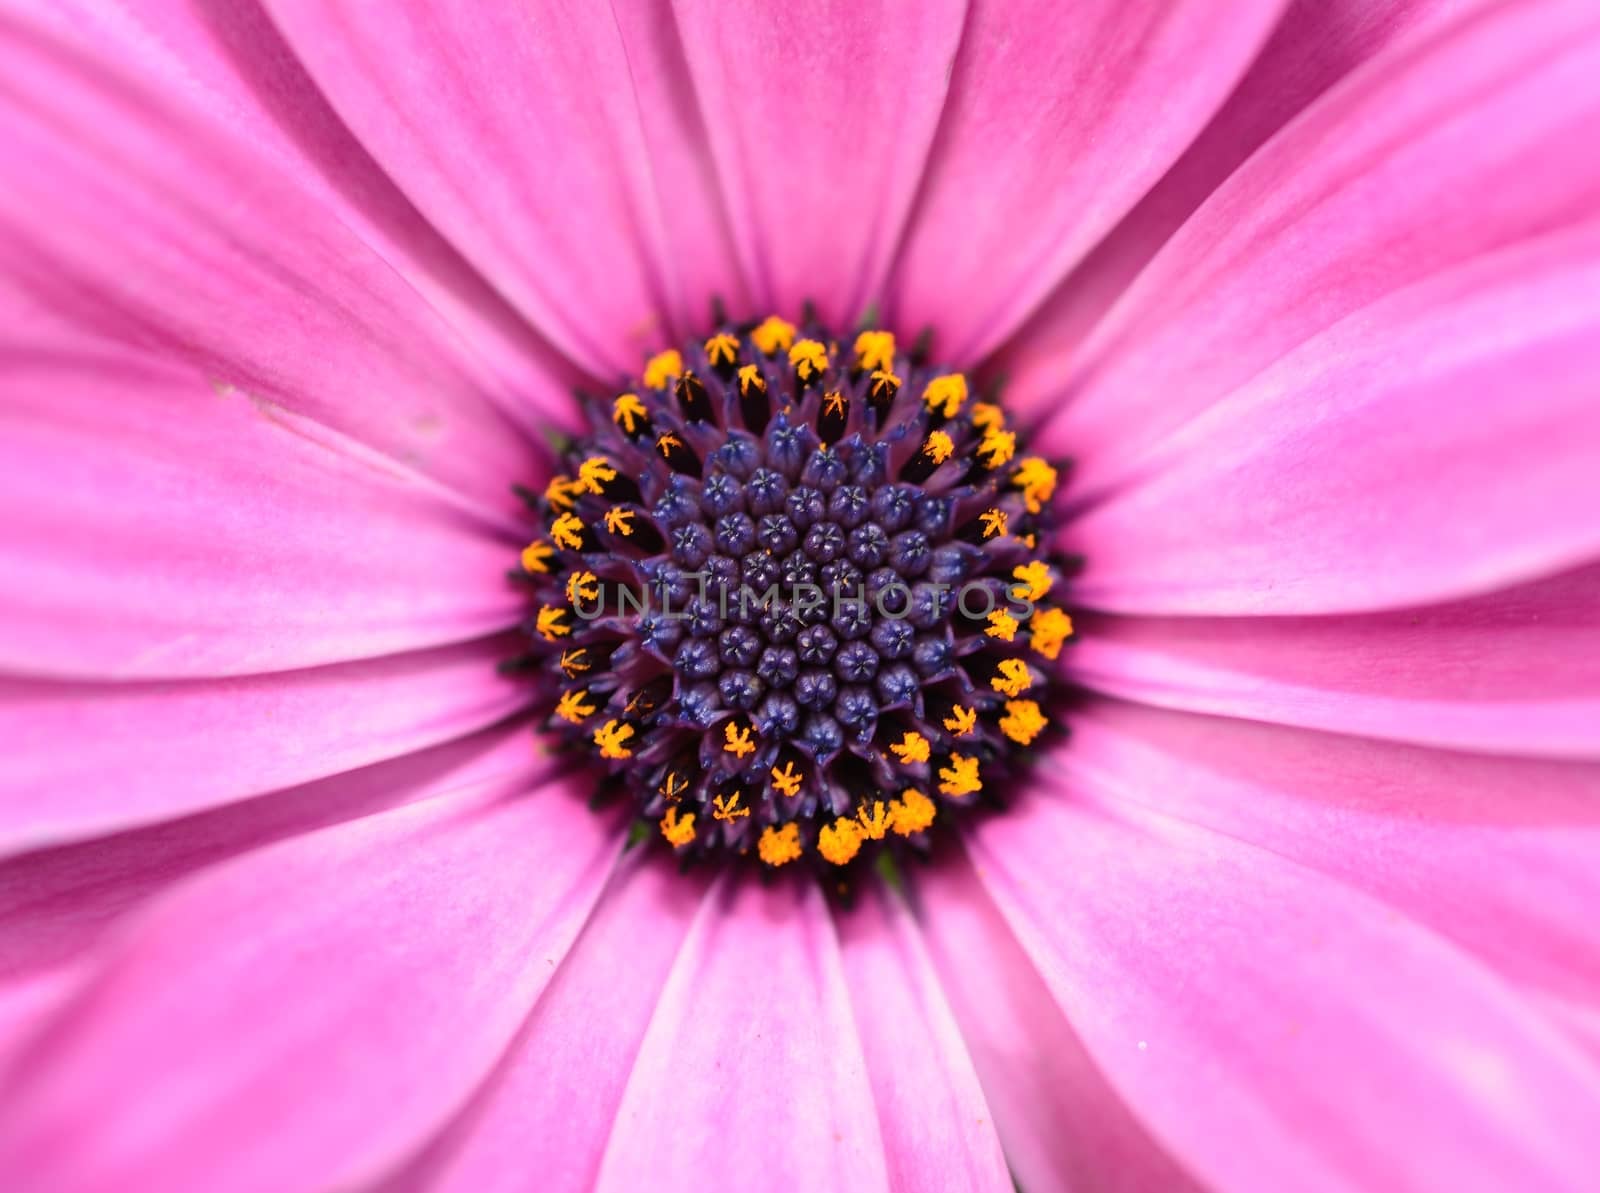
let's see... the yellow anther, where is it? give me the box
[661,807,695,848]
[1000,699,1048,746]
[985,609,1019,642]
[853,330,896,372]
[593,719,635,759]
[559,647,591,678]
[737,364,767,395]
[1010,561,1052,603]
[770,761,803,798]
[942,704,977,737]
[990,657,1032,697]
[712,790,750,821]
[577,456,618,494]
[705,332,740,366]
[822,390,847,418]
[659,771,689,802]
[977,427,1016,468]
[1020,533,1037,549]
[1013,457,1058,514]
[971,402,1004,432]
[938,754,982,798]
[565,570,600,606]
[656,432,684,458]
[555,688,596,724]
[723,722,756,759]
[751,315,796,355]
[535,605,571,641]
[978,509,1008,540]
[1029,607,1074,660]
[604,506,636,536]
[889,731,931,765]
[923,373,969,418]
[520,540,554,574]
[856,800,892,840]
[545,474,581,511]
[612,392,648,434]
[643,348,683,389]
[889,788,937,836]
[818,817,864,866]
[551,513,584,550]
[758,823,803,866]
[923,430,954,464]
[869,369,901,400]
[788,338,829,382]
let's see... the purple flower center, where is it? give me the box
[508,314,1074,872]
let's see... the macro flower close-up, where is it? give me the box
[3,0,1600,1189]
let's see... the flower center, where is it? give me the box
[508,314,1073,873]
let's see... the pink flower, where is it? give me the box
[3,0,1599,1189]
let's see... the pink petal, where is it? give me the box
[261,0,693,372]
[915,854,1203,1193]
[835,885,1012,1192]
[1055,699,1600,1012]
[968,778,1600,1193]
[0,355,525,680]
[34,0,584,427]
[998,0,1475,413]
[0,636,529,854]
[595,879,889,1192]
[669,0,966,327]
[381,853,707,1193]
[886,0,1285,363]
[1068,223,1600,615]
[1069,562,1600,758]
[1036,0,1600,503]
[0,11,542,520]
[0,725,542,989]
[0,778,621,1193]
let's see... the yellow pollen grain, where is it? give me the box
[889,788,937,836]
[869,368,901,399]
[604,506,636,536]
[1011,561,1052,602]
[942,704,977,737]
[1013,457,1058,514]
[818,817,864,866]
[770,761,803,798]
[551,513,584,550]
[991,658,1032,697]
[705,332,740,366]
[985,609,1019,642]
[1000,699,1048,746]
[643,348,683,389]
[661,807,695,847]
[656,432,684,459]
[1020,533,1037,549]
[520,540,554,574]
[659,771,688,802]
[822,390,847,418]
[751,315,796,355]
[1029,607,1074,660]
[593,719,635,759]
[978,509,1008,540]
[723,722,755,759]
[890,731,931,765]
[565,570,600,605]
[853,330,896,372]
[612,393,648,434]
[578,456,617,494]
[923,430,955,464]
[977,427,1017,468]
[559,648,591,678]
[738,363,767,395]
[758,823,803,867]
[789,338,829,382]
[555,688,596,724]
[545,474,580,511]
[923,373,969,418]
[971,402,1004,432]
[938,754,982,798]
[856,800,892,840]
[535,605,571,641]
[712,791,750,821]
